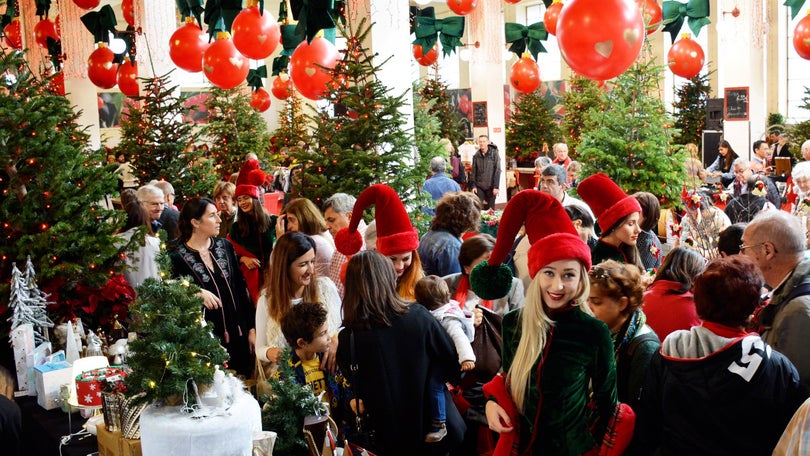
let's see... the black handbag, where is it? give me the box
[345,331,378,455]
[470,305,503,380]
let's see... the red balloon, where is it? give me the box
[271,75,292,99]
[232,6,281,60]
[203,33,250,89]
[505,0,521,3]
[446,0,478,16]
[557,0,644,81]
[4,19,22,50]
[412,44,438,66]
[635,0,662,35]
[544,0,563,36]
[117,60,140,97]
[34,19,59,49]
[250,88,272,112]
[794,13,810,60]
[49,72,65,96]
[510,55,541,94]
[122,0,135,27]
[72,0,100,10]
[667,35,704,79]
[169,22,209,73]
[87,45,119,89]
[290,37,339,101]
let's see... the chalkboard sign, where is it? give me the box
[473,101,488,127]
[724,87,749,121]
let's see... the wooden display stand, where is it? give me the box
[97,426,142,456]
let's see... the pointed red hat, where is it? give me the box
[577,173,641,233]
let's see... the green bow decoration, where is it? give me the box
[272,55,290,76]
[413,13,465,57]
[47,38,62,70]
[281,24,303,56]
[662,0,710,43]
[176,0,204,26]
[112,27,137,65]
[35,0,51,18]
[410,6,434,36]
[247,65,267,90]
[81,5,117,44]
[504,22,548,60]
[290,0,336,44]
[785,0,808,20]
[203,0,242,35]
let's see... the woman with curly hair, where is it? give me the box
[417,191,481,277]
[276,197,335,278]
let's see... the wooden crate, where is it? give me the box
[97,426,142,456]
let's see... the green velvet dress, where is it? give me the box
[502,305,617,456]
[590,239,630,266]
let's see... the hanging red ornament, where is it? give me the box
[203,32,250,89]
[232,6,281,60]
[169,19,209,73]
[250,87,272,112]
[72,0,100,10]
[4,18,22,50]
[117,60,140,97]
[510,54,541,94]
[412,44,438,66]
[271,75,292,99]
[667,34,704,79]
[544,0,563,36]
[289,37,339,100]
[794,12,810,60]
[87,44,119,89]
[49,72,65,95]
[505,0,521,4]
[635,0,662,35]
[122,0,135,27]
[446,0,478,16]
[34,19,59,49]
[557,0,644,81]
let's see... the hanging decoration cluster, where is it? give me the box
[81,4,140,96]
[411,6,465,67]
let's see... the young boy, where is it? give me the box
[414,275,475,443]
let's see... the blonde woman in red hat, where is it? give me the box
[577,173,644,269]
[471,190,618,456]
[227,159,277,305]
[335,184,424,301]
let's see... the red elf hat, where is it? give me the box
[577,173,642,233]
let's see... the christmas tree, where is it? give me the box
[417,73,466,148]
[578,53,686,207]
[8,258,54,345]
[789,87,810,155]
[271,90,311,161]
[0,50,132,331]
[125,277,228,407]
[562,75,604,158]
[672,73,710,147]
[203,87,274,179]
[412,89,450,234]
[116,73,216,200]
[506,85,562,163]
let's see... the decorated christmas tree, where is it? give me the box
[578,54,686,207]
[562,75,604,158]
[0,50,132,332]
[271,91,311,159]
[506,85,562,163]
[203,87,274,179]
[789,87,810,154]
[412,89,449,234]
[672,73,710,147]
[116,73,216,200]
[417,74,466,147]
[8,258,54,345]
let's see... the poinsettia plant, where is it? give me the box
[46,274,135,333]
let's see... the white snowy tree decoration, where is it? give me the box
[8,256,54,345]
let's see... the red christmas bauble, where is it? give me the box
[49,72,65,96]
[232,6,281,60]
[667,35,704,79]
[412,44,438,66]
[446,0,478,16]
[87,45,119,89]
[544,0,563,36]
[510,55,541,94]
[169,22,209,73]
[557,0,644,81]
[250,87,272,112]
[635,0,662,34]
[34,19,59,49]
[122,0,135,27]
[289,37,339,101]
[794,12,810,60]
[4,19,22,50]
[117,60,140,97]
[271,75,292,99]
[73,0,100,10]
[505,0,521,4]
[203,33,250,89]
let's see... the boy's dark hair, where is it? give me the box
[280,302,328,348]
[414,275,451,311]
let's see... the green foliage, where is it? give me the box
[261,349,325,455]
[578,56,686,208]
[116,73,216,200]
[788,87,810,155]
[562,75,604,158]
[412,90,448,235]
[125,277,228,407]
[203,88,274,179]
[672,73,710,147]
[506,86,562,161]
[0,50,130,329]
[271,90,312,158]
[417,75,466,147]
[768,112,786,128]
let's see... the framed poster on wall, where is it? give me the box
[473,101,488,127]
[724,87,749,121]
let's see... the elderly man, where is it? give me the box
[743,210,810,393]
[537,164,594,219]
[801,139,810,162]
[323,192,366,297]
[551,142,572,169]
[729,157,781,208]
[150,180,180,242]
[423,156,461,201]
[137,185,166,232]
